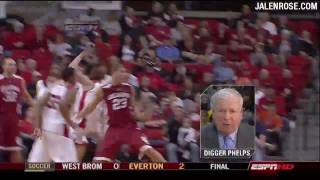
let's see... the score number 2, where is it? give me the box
[179,163,185,169]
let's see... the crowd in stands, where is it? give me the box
[0,1,318,162]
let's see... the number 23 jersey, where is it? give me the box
[102,83,135,128]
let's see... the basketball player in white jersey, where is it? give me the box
[28,67,79,162]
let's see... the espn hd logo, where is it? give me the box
[250,162,294,171]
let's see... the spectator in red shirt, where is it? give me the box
[225,40,241,62]
[213,22,231,45]
[3,20,25,50]
[234,25,255,52]
[31,47,53,78]
[95,35,113,63]
[23,24,38,50]
[145,17,171,47]
[225,40,248,73]
[194,27,213,54]
[236,63,253,85]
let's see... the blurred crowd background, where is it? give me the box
[0,1,319,162]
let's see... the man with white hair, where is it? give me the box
[201,88,254,150]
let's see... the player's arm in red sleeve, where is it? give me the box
[58,86,78,128]
[21,78,35,106]
[68,50,94,91]
[78,87,103,119]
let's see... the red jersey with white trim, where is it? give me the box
[0,74,24,149]
[0,74,23,115]
[102,83,135,128]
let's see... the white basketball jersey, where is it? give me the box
[36,80,68,135]
[84,75,111,135]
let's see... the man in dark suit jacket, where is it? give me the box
[200,88,255,157]
[201,122,254,149]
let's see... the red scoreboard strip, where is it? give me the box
[0,162,319,171]
[55,162,183,170]
[0,162,248,171]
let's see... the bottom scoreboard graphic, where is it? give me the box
[0,162,318,173]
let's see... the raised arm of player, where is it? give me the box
[78,87,104,119]
[68,50,88,69]
[68,50,94,91]
[58,87,78,129]
[21,78,35,106]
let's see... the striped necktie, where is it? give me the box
[223,135,235,149]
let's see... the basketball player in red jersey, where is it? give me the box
[78,64,166,162]
[0,58,34,162]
